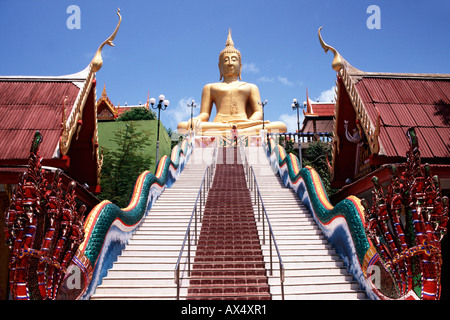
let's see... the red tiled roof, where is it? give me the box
[0,80,81,160]
[308,103,335,117]
[116,106,131,115]
[116,105,149,115]
[354,77,450,160]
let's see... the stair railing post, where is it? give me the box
[254,175,257,205]
[257,191,261,222]
[208,165,211,190]
[269,221,273,276]
[206,166,209,190]
[203,175,206,206]
[249,167,252,191]
[188,228,191,277]
[194,204,197,245]
[262,206,265,246]
[176,267,180,300]
[200,184,203,220]
[251,167,254,192]
[280,263,285,300]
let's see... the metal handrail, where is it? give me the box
[248,165,285,300]
[239,140,249,181]
[174,145,217,300]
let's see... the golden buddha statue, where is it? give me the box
[177,30,287,135]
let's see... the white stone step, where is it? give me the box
[91,146,366,300]
[271,291,366,300]
[246,146,365,300]
[269,274,354,285]
[90,154,213,300]
[100,277,178,287]
[116,255,190,264]
[261,254,341,263]
[121,244,198,251]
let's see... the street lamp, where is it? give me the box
[258,100,268,132]
[150,94,170,166]
[187,100,198,132]
[291,98,306,168]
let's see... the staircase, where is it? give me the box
[187,147,271,300]
[91,149,213,300]
[246,146,366,299]
[90,143,366,300]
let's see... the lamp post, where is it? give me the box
[291,98,306,168]
[258,100,268,131]
[150,94,170,166]
[187,100,198,132]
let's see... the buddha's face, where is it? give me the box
[219,52,242,79]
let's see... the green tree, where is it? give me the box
[116,107,156,121]
[164,126,173,138]
[278,135,299,158]
[99,122,152,208]
[302,141,337,197]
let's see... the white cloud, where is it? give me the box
[277,76,294,87]
[315,86,336,102]
[278,113,305,133]
[257,76,298,87]
[257,76,275,83]
[242,62,259,74]
[166,97,196,130]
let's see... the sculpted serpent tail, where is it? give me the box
[265,127,448,300]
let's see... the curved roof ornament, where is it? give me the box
[60,9,121,157]
[91,8,122,72]
[318,26,344,72]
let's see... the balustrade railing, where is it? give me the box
[174,143,284,300]
[270,132,332,145]
[240,144,284,299]
[248,166,285,300]
[174,146,217,300]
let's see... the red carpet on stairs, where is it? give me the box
[187,147,271,300]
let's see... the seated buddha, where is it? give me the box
[177,30,287,135]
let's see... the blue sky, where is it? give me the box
[1,0,449,132]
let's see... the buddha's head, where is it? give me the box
[219,29,242,81]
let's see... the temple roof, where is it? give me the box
[307,102,335,117]
[0,9,122,198]
[0,69,89,160]
[318,26,450,162]
[318,26,450,192]
[301,101,335,134]
[96,84,151,121]
[353,75,450,159]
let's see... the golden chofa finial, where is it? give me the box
[318,26,344,72]
[91,8,122,72]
